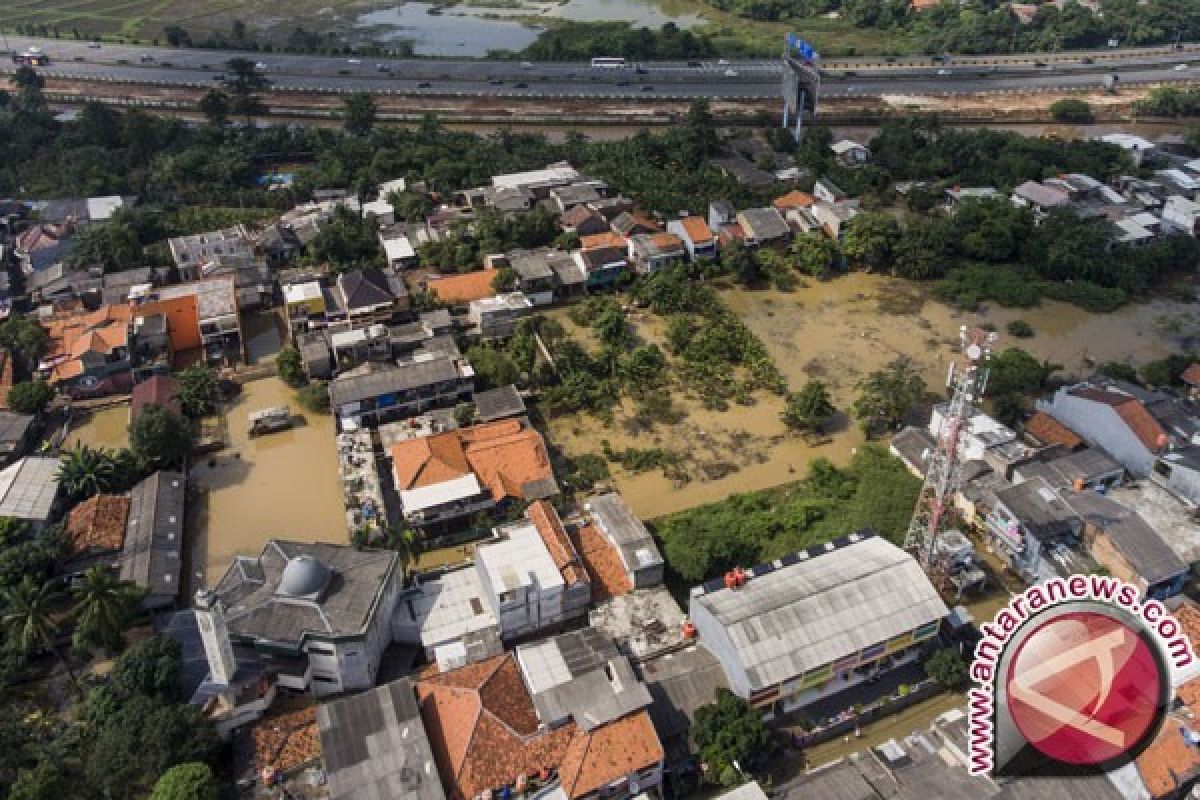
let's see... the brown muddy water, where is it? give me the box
[189,376,346,585]
[545,273,1197,520]
[66,404,131,451]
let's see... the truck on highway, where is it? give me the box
[12,47,48,67]
[591,57,627,69]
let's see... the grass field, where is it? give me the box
[1,0,910,56]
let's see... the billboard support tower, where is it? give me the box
[903,326,997,581]
[782,33,821,141]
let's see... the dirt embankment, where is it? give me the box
[20,75,1191,126]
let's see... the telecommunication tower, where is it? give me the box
[903,326,997,572]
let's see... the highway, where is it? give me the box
[3,35,1199,100]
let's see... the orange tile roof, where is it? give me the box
[1174,600,1200,654]
[1135,668,1200,797]
[561,205,606,229]
[65,494,131,556]
[1182,363,1200,387]
[910,0,941,9]
[390,419,555,502]
[527,501,588,587]
[427,269,499,305]
[569,524,633,603]
[1023,411,1083,450]
[42,304,134,385]
[648,232,684,251]
[773,191,815,210]
[580,232,626,250]
[416,655,662,800]
[1069,388,1167,452]
[248,698,321,775]
[676,216,713,245]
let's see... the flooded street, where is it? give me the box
[189,376,347,584]
[545,274,1196,521]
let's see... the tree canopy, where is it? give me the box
[692,689,774,786]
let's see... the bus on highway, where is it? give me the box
[12,48,49,67]
[591,57,627,69]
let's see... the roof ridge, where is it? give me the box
[559,727,593,798]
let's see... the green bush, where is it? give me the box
[1049,98,1094,123]
[1005,319,1035,338]
[6,380,53,414]
[296,382,330,413]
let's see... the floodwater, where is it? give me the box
[356,0,702,56]
[545,273,1197,521]
[188,376,347,586]
[66,404,131,451]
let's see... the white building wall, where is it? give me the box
[1037,390,1156,476]
[687,593,752,698]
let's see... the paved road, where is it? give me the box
[4,35,1199,99]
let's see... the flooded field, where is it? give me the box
[189,376,347,585]
[545,273,1197,521]
[66,404,131,451]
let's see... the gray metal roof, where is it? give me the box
[0,412,34,448]
[1015,448,1123,488]
[635,644,729,742]
[586,493,663,575]
[516,627,652,731]
[329,357,462,407]
[472,385,526,422]
[507,249,557,282]
[0,457,60,521]
[991,478,1079,543]
[119,470,185,607]
[691,533,948,692]
[1064,490,1187,584]
[737,207,790,241]
[889,426,935,474]
[317,678,446,800]
[213,540,398,648]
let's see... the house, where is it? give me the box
[426,269,499,306]
[40,304,134,397]
[473,501,591,640]
[207,539,401,696]
[1097,134,1157,165]
[491,163,581,196]
[590,195,635,221]
[1008,2,1039,23]
[0,457,62,531]
[584,493,664,589]
[329,354,475,429]
[632,642,729,758]
[666,216,717,260]
[688,532,947,716]
[813,178,848,205]
[811,200,861,240]
[830,140,870,167]
[14,222,74,275]
[0,412,35,467]
[1067,489,1188,599]
[338,268,410,325]
[506,249,574,304]
[909,0,942,10]
[130,374,180,426]
[379,228,418,269]
[316,678,447,800]
[361,197,395,226]
[548,182,607,213]
[708,201,736,233]
[627,232,686,274]
[983,476,1088,583]
[118,470,185,609]
[735,208,791,247]
[1037,384,1168,476]
[1162,195,1200,236]
[473,385,526,423]
[252,222,303,266]
[559,205,610,237]
[1010,180,1070,215]
[1156,168,1200,199]
[1152,445,1200,508]
[772,191,816,213]
[61,494,131,579]
[1022,410,1084,450]
[611,211,660,238]
[574,246,628,289]
[1012,447,1124,491]
[128,277,243,367]
[414,652,664,800]
[391,565,502,666]
[710,156,776,188]
[389,418,557,527]
[167,225,253,281]
[468,292,533,338]
[943,186,1000,209]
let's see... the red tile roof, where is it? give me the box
[1182,363,1200,387]
[1023,411,1083,450]
[248,697,321,776]
[772,191,815,210]
[580,232,626,251]
[527,500,588,587]
[569,524,633,603]
[427,269,499,305]
[676,216,714,245]
[131,375,180,423]
[1068,387,1167,452]
[416,655,663,800]
[65,494,131,556]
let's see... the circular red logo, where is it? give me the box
[1005,610,1164,766]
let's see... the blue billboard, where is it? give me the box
[786,32,818,62]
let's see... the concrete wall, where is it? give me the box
[1155,459,1200,507]
[1037,390,1155,477]
[688,594,751,698]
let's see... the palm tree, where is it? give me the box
[56,444,118,501]
[0,576,79,693]
[71,567,143,655]
[385,525,422,579]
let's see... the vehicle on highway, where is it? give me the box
[255,61,267,70]
[417,81,431,88]
[717,58,730,65]
[521,61,534,69]
[617,80,631,86]
[347,58,361,64]
[724,68,738,77]
[88,42,101,49]
[376,63,389,72]
[212,74,225,81]
[641,84,654,91]
[591,57,626,69]
[1081,56,1094,64]
[139,53,154,62]
[1175,63,1190,71]
[489,78,504,85]
[936,68,951,75]
[13,48,48,66]
[635,66,648,74]
[1034,60,1048,67]
[514,82,528,88]
[687,60,702,67]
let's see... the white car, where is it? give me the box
[937,68,951,75]
[1175,63,1190,71]
[347,58,361,64]
[255,61,267,70]
[521,61,534,69]
[88,41,101,49]
[724,68,738,77]
[717,58,730,65]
